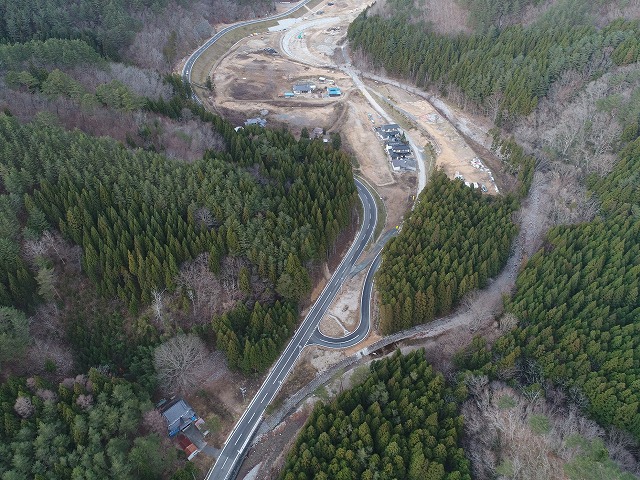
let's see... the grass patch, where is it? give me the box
[314,385,329,400]
[265,397,283,416]
[290,0,326,18]
[529,414,551,434]
[423,143,436,182]
[370,90,417,132]
[495,460,515,477]
[204,413,222,434]
[497,394,517,410]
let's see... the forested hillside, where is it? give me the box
[0,107,357,373]
[375,172,518,334]
[0,0,274,63]
[461,138,640,440]
[347,0,640,470]
[0,1,360,477]
[280,350,471,480]
[0,370,192,479]
[349,7,640,121]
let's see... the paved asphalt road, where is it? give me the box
[183,8,388,478]
[206,179,377,480]
[181,0,314,103]
[308,250,382,349]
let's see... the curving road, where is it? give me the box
[309,249,382,349]
[205,179,377,480]
[181,0,314,103]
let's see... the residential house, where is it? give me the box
[391,157,417,172]
[376,130,399,141]
[375,124,402,140]
[245,117,267,127]
[379,123,401,133]
[161,398,198,437]
[176,434,199,460]
[385,141,411,156]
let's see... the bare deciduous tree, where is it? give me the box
[462,381,639,480]
[151,288,166,325]
[499,312,519,332]
[76,394,94,410]
[194,207,216,229]
[466,373,489,398]
[154,334,209,395]
[22,237,48,268]
[177,253,222,319]
[462,290,501,333]
[143,409,167,436]
[14,397,34,418]
[30,302,62,339]
[36,389,58,403]
[20,337,73,379]
[221,256,243,293]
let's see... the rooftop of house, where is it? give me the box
[176,434,199,460]
[162,399,197,435]
[391,157,417,171]
[293,83,315,91]
[386,141,411,150]
[376,130,400,139]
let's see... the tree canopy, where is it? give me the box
[457,138,640,440]
[348,4,640,121]
[375,171,518,334]
[280,350,471,480]
[0,370,175,479]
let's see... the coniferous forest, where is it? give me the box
[2,0,640,477]
[348,1,640,123]
[459,139,640,440]
[344,0,640,470]
[280,350,471,480]
[375,171,519,334]
[0,370,182,479]
[0,2,358,475]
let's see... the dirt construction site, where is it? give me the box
[205,0,502,213]
[183,1,518,477]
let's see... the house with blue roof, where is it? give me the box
[161,398,198,437]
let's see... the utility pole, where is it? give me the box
[239,387,247,402]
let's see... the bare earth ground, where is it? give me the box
[369,81,500,193]
[318,267,366,336]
